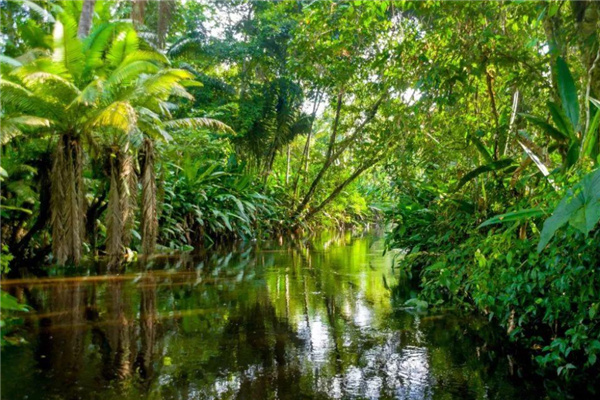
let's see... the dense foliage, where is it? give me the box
[379,0,600,382]
[2,0,600,385]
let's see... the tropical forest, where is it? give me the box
[1,0,600,399]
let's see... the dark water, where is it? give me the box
[1,231,548,399]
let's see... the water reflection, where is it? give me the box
[2,231,544,399]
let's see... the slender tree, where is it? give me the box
[77,0,96,38]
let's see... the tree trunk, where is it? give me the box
[85,188,107,257]
[157,0,174,50]
[292,91,344,218]
[140,139,157,255]
[262,140,278,185]
[292,129,311,198]
[51,134,84,265]
[77,0,96,38]
[292,90,322,198]
[303,158,381,222]
[292,91,385,220]
[285,144,291,186]
[486,69,502,160]
[106,146,136,268]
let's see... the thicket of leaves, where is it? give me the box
[383,0,600,382]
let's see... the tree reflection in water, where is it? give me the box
[1,231,545,400]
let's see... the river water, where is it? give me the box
[1,231,549,399]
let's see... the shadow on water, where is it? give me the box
[0,230,569,399]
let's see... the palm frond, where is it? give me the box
[0,117,26,145]
[52,19,84,80]
[138,68,196,100]
[0,115,51,144]
[105,60,160,89]
[22,71,81,102]
[9,115,52,128]
[91,101,138,133]
[70,79,104,106]
[0,79,39,113]
[165,118,235,135]
[121,50,169,66]
[138,108,172,141]
[1,78,64,121]
[107,28,139,68]
[83,22,120,74]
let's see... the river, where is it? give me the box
[1,231,550,399]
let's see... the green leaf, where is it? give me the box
[107,28,139,68]
[0,205,33,214]
[582,99,600,161]
[478,208,545,228]
[468,133,493,163]
[548,101,574,139]
[556,57,580,131]
[455,158,514,191]
[52,18,84,80]
[520,113,567,141]
[403,298,428,310]
[589,353,597,366]
[538,168,600,252]
[0,291,29,312]
[566,141,580,168]
[165,118,234,135]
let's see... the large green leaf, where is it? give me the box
[566,141,580,168]
[581,113,600,160]
[107,28,139,68]
[520,113,568,141]
[556,57,580,132]
[468,133,493,163]
[165,118,235,135]
[52,18,84,80]
[83,22,119,74]
[455,158,514,191]
[548,101,574,139]
[538,168,600,252]
[478,208,546,228]
[582,98,600,161]
[0,291,29,312]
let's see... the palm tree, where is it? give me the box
[1,15,233,265]
[90,27,233,262]
[1,13,110,264]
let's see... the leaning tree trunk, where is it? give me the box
[51,134,84,265]
[140,139,157,256]
[106,146,136,268]
[77,0,96,38]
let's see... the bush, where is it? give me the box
[386,171,600,379]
